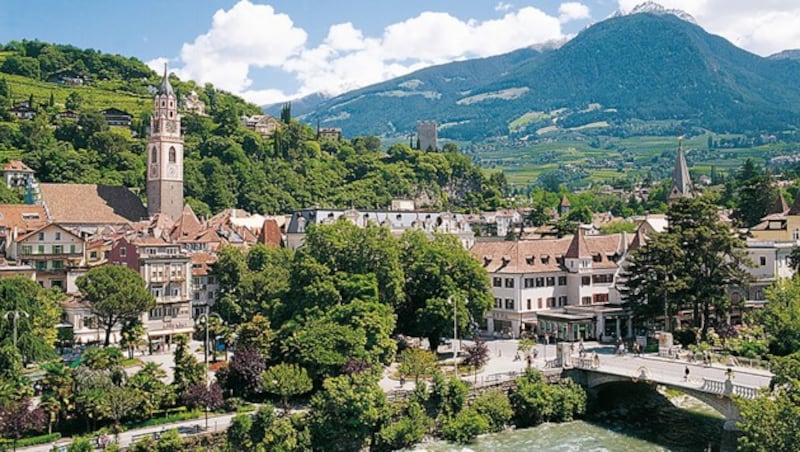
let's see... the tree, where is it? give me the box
[65,91,82,111]
[76,266,155,346]
[217,345,264,400]
[0,398,45,448]
[128,362,169,420]
[622,196,749,340]
[235,315,274,359]
[398,348,437,383]
[510,369,586,427]
[309,373,387,452]
[40,361,73,429]
[155,428,183,452]
[439,407,489,443]
[471,389,513,432]
[375,400,430,451]
[398,231,493,351]
[119,320,146,359]
[0,277,60,363]
[754,278,800,356]
[100,385,142,435]
[737,352,800,451]
[262,363,313,414]
[462,338,490,382]
[789,246,800,274]
[226,413,253,451]
[182,382,223,428]
[172,335,204,395]
[730,159,777,228]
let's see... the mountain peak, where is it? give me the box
[610,1,696,24]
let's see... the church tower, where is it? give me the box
[147,65,184,221]
[667,136,694,205]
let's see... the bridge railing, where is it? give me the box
[700,377,760,400]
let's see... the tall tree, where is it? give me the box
[76,266,155,346]
[261,363,313,414]
[730,159,777,227]
[172,335,204,395]
[623,196,749,340]
[0,277,60,362]
[398,230,493,350]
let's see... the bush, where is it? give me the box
[471,390,513,432]
[510,369,587,427]
[0,432,61,448]
[66,436,94,452]
[375,401,430,451]
[223,396,245,412]
[124,409,202,429]
[439,408,489,443]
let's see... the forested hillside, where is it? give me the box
[0,40,505,215]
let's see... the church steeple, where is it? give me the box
[147,64,183,221]
[667,135,694,205]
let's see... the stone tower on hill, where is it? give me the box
[147,65,184,221]
[667,137,694,205]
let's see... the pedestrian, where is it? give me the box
[514,352,521,361]
[526,354,533,368]
[592,352,600,368]
[533,348,539,359]
[399,374,406,388]
[684,365,690,381]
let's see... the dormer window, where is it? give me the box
[593,254,602,263]
[525,255,535,265]
[541,255,550,264]
[483,255,492,266]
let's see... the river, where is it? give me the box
[411,385,725,452]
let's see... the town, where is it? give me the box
[2,3,800,451]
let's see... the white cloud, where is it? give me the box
[145,57,170,75]
[169,1,570,104]
[558,2,591,23]
[616,0,800,56]
[495,2,513,12]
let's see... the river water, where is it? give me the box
[411,386,725,452]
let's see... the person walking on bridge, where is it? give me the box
[684,365,690,381]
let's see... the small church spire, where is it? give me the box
[158,63,174,96]
[667,133,694,205]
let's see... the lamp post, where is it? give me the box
[4,309,29,350]
[196,312,222,429]
[448,296,469,378]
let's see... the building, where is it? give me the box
[241,114,281,137]
[667,138,694,204]
[190,252,218,318]
[10,223,86,291]
[317,127,342,141]
[0,204,48,257]
[100,108,133,128]
[558,194,571,217]
[38,183,148,231]
[417,120,437,151]
[147,65,184,221]
[286,208,475,250]
[10,102,36,120]
[107,236,193,348]
[470,229,635,340]
[180,90,206,116]
[1,160,36,190]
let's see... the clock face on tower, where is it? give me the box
[149,163,158,178]
[167,165,178,177]
[166,120,177,133]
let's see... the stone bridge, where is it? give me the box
[565,356,766,420]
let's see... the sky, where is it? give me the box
[2,1,800,105]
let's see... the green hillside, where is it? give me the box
[0,40,505,214]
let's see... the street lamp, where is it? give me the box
[195,312,222,429]
[448,296,469,378]
[4,309,29,350]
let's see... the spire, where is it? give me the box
[667,135,693,204]
[565,227,591,259]
[158,63,174,96]
[770,192,789,215]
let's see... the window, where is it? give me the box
[151,147,158,163]
[493,277,502,287]
[193,292,200,301]
[494,298,502,309]
[38,232,44,241]
[592,274,614,284]
[538,298,543,309]
[546,277,555,286]
[55,232,61,240]
[169,146,177,163]
[558,296,568,306]
[70,245,77,254]
[581,296,591,305]
[760,256,767,266]
[52,245,63,254]
[36,261,47,270]
[38,245,45,254]
[524,278,534,288]
[581,276,591,286]
[592,254,602,263]
[527,299,532,310]
[120,247,127,257]
[20,245,32,254]
[558,276,567,286]
[505,278,514,288]
[593,293,609,304]
[90,251,98,259]
[535,277,545,287]
[52,261,64,269]
[504,298,515,310]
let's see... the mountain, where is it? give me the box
[263,92,329,118]
[300,12,800,140]
[769,49,800,61]
[609,0,697,24]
